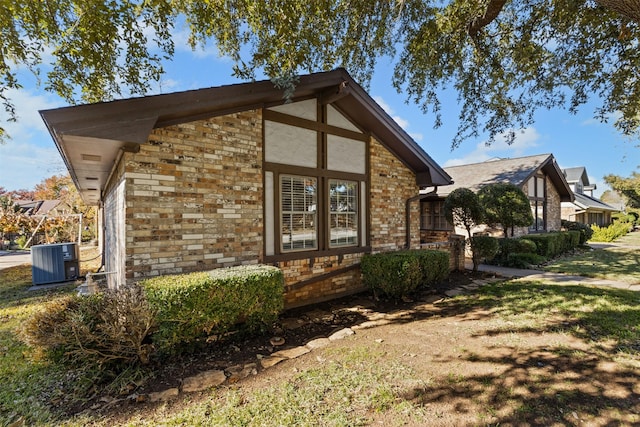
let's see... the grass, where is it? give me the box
[1,242,639,426]
[542,231,640,284]
[0,246,102,426]
[441,281,640,357]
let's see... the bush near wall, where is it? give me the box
[562,219,594,245]
[590,222,631,242]
[524,231,581,258]
[141,265,284,355]
[494,237,537,264]
[21,286,157,367]
[361,250,449,300]
[470,236,499,265]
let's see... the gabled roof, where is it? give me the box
[15,200,63,216]
[439,153,574,202]
[40,68,452,205]
[570,193,619,212]
[563,167,589,185]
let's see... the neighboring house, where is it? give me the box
[15,200,71,216]
[41,69,455,308]
[561,167,618,226]
[421,154,574,240]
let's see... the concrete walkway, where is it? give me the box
[0,250,31,271]
[466,261,640,292]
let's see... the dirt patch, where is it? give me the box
[60,271,640,426]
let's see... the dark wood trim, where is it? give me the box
[263,109,368,142]
[265,246,371,264]
[264,162,366,181]
[284,263,361,291]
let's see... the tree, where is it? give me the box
[2,1,640,146]
[478,183,533,237]
[604,170,640,208]
[443,187,484,271]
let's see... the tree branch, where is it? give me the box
[595,0,640,24]
[468,0,508,39]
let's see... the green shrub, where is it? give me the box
[505,252,547,269]
[525,232,579,258]
[141,265,284,354]
[21,286,157,366]
[562,220,594,245]
[494,237,537,263]
[590,222,631,242]
[470,236,499,265]
[361,250,449,300]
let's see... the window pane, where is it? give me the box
[536,177,545,198]
[281,175,317,251]
[329,179,358,247]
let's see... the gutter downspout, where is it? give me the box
[405,187,438,249]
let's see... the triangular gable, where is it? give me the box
[41,69,452,204]
[440,154,573,202]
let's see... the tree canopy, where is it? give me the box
[2,0,640,147]
[604,170,640,208]
[443,187,484,239]
[478,182,533,237]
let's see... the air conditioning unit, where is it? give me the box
[31,243,80,285]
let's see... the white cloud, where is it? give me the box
[444,127,540,167]
[0,88,65,190]
[373,95,421,140]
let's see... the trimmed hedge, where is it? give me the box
[141,265,284,354]
[361,250,449,300]
[562,220,593,245]
[493,237,537,264]
[525,231,580,258]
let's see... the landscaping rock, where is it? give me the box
[260,355,287,369]
[182,370,226,393]
[328,327,355,341]
[272,345,311,359]
[306,337,331,349]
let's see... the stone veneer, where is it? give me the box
[102,109,438,307]
[119,110,264,282]
[369,138,421,252]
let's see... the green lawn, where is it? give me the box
[2,241,639,426]
[543,231,640,284]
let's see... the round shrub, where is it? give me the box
[21,286,157,367]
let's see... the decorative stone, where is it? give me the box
[182,370,226,393]
[148,387,179,402]
[227,363,257,383]
[444,289,464,297]
[328,327,355,341]
[272,345,311,360]
[260,355,287,369]
[270,336,285,346]
[306,337,331,349]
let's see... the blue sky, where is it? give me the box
[1,35,638,198]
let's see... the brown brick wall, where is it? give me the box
[546,181,562,231]
[122,110,264,281]
[105,108,447,307]
[369,138,421,252]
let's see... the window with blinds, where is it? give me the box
[280,175,317,251]
[329,179,358,247]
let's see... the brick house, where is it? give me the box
[41,69,456,308]
[561,167,618,226]
[421,154,574,241]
